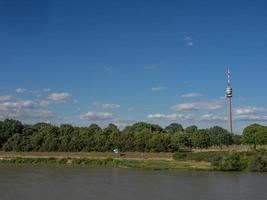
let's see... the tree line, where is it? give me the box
[0,119,266,152]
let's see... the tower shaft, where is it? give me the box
[227,97,233,133]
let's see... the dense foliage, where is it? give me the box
[215,152,248,171]
[242,124,267,149]
[174,150,267,172]
[173,151,227,162]
[0,119,250,152]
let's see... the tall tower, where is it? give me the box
[226,67,233,133]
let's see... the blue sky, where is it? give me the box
[1,0,267,132]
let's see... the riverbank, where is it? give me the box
[0,151,173,160]
[0,150,266,172]
[0,157,211,171]
[0,151,212,170]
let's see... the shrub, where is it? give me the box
[173,151,226,162]
[210,155,223,167]
[256,148,267,156]
[248,156,267,172]
[173,153,187,160]
[216,152,248,171]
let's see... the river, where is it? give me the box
[0,165,266,200]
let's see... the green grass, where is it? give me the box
[1,149,266,172]
[0,157,69,165]
[0,157,211,171]
[173,151,227,162]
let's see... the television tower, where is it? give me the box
[226,67,233,133]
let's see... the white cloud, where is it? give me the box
[42,88,51,92]
[235,115,267,122]
[181,93,203,98]
[14,109,54,118]
[38,92,71,106]
[47,93,70,102]
[80,112,114,121]
[15,88,27,94]
[148,113,194,121]
[233,106,267,122]
[200,114,226,122]
[235,107,267,115]
[151,86,165,92]
[39,100,51,107]
[0,100,35,110]
[0,96,54,119]
[183,36,193,46]
[0,95,13,102]
[172,103,199,111]
[29,88,52,96]
[112,120,136,129]
[93,102,121,109]
[172,100,223,111]
[102,104,120,109]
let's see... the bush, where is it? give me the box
[215,152,248,171]
[248,156,267,172]
[173,153,187,160]
[173,151,226,162]
[256,148,267,156]
[210,155,223,167]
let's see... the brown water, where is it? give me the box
[0,165,266,200]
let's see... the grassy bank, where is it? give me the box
[173,149,267,172]
[0,157,211,171]
[0,150,266,172]
[0,151,173,160]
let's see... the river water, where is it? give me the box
[0,165,266,200]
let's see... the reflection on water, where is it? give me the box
[0,165,266,200]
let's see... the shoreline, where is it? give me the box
[0,152,212,171]
[0,151,173,159]
[1,150,266,172]
[0,157,212,171]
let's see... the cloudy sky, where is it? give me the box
[1,0,267,132]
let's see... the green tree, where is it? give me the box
[58,124,74,151]
[0,119,23,148]
[165,123,184,134]
[104,124,120,151]
[232,134,242,145]
[192,129,211,149]
[170,133,188,151]
[92,131,108,151]
[4,118,267,153]
[209,126,232,148]
[121,122,164,152]
[255,129,267,145]
[4,134,32,151]
[185,125,198,134]
[242,124,267,148]
[148,133,170,152]
[133,130,151,152]
[39,125,60,152]
[84,124,102,151]
[120,127,135,152]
